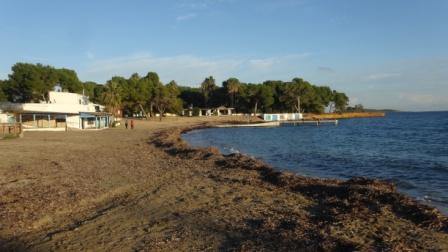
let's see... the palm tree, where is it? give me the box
[225,78,240,108]
[102,80,122,117]
[200,76,216,107]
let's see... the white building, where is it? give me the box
[0,109,9,123]
[0,90,111,131]
[263,113,303,121]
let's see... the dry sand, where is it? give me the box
[0,116,447,251]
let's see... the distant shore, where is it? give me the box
[304,111,385,120]
[1,116,447,251]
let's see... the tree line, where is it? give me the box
[0,63,350,118]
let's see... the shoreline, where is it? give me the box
[152,123,448,248]
[1,117,447,251]
[304,112,385,120]
[181,125,448,214]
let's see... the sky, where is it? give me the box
[0,0,447,111]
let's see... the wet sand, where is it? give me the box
[0,116,447,251]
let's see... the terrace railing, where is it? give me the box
[0,123,22,139]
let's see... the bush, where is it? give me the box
[192,107,200,116]
[111,121,121,127]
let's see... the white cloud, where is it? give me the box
[248,58,275,70]
[176,13,197,21]
[366,73,401,81]
[255,0,309,12]
[176,0,236,10]
[317,66,334,73]
[349,96,359,106]
[398,92,446,105]
[86,51,95,60]
[19,56,50,62]
[81,52,311,85]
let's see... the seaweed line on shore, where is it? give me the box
[150,123,448,234]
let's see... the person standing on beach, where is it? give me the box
[130,119,134,130]
[125,119,128,129]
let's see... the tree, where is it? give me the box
[1,62,351,116]
[315,86,333,108]
[152,81,183,121]
[7,63,57,102]
[132,75,152,119]
[58,68,83,93]
[179,86,203,108]
[83,81,98,100]
[165,80,183,114]
[354,104,364,112]
[347,104,364,112]
[200,76,216,107]
[142,72,160,118]
[92,84,106,104]
[0,80,6,101]
[333,91,349,112]
[245,84,274,117]
[223,77,240,108]
[101,80,122,117]
[279,79,313,113]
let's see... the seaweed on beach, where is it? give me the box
[149,125,448,251]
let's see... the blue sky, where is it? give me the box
[1,0,447,111]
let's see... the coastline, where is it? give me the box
[304,112,385,120]
[153,122,448,250]
[1,117,447,251]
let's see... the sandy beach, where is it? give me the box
[1,116,447,251]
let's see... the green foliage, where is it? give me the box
[243,84,274,113]
[0,80,7,101]
[223,77,241,107]
[153,81,182,121]
[200,76,216,107]
[58,68,83,93]
[101,80,122,116]
[1,62,350,116]
[179,86,203,108]
[192,107,200,116]
[347,104,364,112]
[6,63,56,102]
[3,63,84,102]
[83,81,97,99]
[333,92,349,112]
[93,84,106,104]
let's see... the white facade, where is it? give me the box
[0,112,7,123]
[1,92,103,115]
[48,91,90,106]
[0,109,15,124]
[263,113,303,121]
[0,90,110,130]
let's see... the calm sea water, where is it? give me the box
[183,112,448,213]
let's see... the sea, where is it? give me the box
[183,112,448,213]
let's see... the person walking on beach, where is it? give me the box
[125,119,128,129]
[130,119,134,130]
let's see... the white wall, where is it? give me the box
[66,115,81,129]
[48,91,88,105]
[0,113,8,123]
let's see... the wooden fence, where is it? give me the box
[0,123,22,139]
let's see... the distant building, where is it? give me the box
[263,113,303,121]
[198,106,235,116]
[0,90,111,131]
